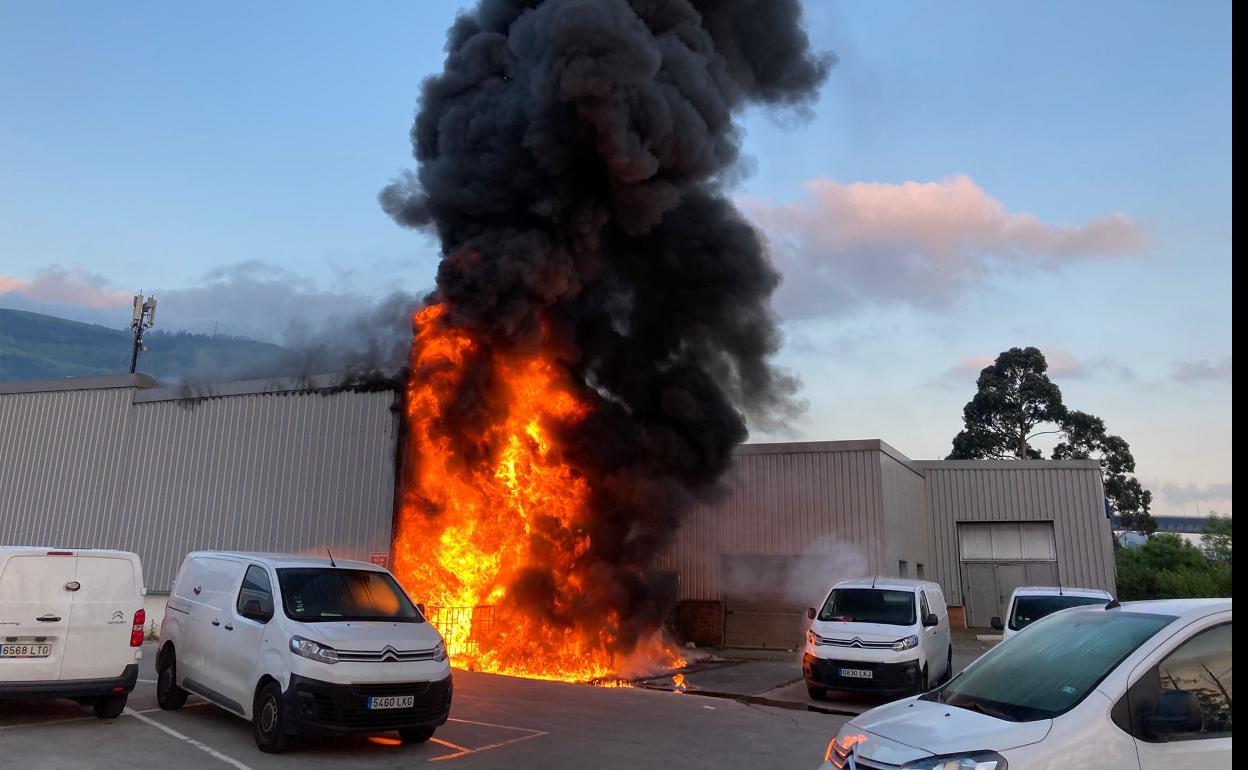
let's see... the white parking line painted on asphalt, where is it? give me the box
[123,708,255,770]
[428,717,549,762]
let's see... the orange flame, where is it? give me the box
[393,304,682,682]
[672,673,687,694]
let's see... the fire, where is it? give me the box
[672,673,687,694]
[393,304,682,682]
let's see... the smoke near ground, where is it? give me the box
[385,0,832,654]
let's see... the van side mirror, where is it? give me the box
[990,616,1004,631]
[1142,690,1204,738]
[807,607,816,621]
[923,613,939,627]
[241,599,272,623]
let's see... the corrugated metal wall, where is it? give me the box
[1,379,398,592]
[879,452,932,578]
[917,460,1116,606]
[655,441,887,601]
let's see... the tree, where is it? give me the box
[1201,512,1232,563]
[948,346,1155,532]
[1116,533,1232,600]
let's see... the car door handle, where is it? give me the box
[36,614,61,622]
[211,619,220,626]
[224,623,234,631]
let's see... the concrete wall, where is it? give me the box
[1,375,399,592]
[917,460,1116,607]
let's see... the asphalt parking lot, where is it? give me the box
[0,643,849,769]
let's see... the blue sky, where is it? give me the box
[0,1,1232,516]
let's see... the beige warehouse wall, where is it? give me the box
[879,451,933,580]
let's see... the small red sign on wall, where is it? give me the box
[370,552,389,567]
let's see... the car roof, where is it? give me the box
[1117,598,1231,618]
[0,546,139,559]
[185,551,383,571]
[1010,586,1113,598]
[833,577,941,592]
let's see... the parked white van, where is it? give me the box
[821,599,1232,770]
[992,585,1113,640]
[157,552,451,752]
[0,547,146,718]
[804,578,953,699]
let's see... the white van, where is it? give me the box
[992,585,1113,640]
[822,599,1232,770]
[157,552,451,752]
[804,578,953,699]
[0,547,146,718]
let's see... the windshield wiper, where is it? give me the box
[948,697,1015,722]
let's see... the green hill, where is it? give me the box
[0,308,289,383]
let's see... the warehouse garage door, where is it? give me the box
[721,554,833,649]
[958,523,1058,627]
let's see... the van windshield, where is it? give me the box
[925,610,1173,721]
[276,568,421,623]
[818,589,916,626]
[1010,595,1109,631]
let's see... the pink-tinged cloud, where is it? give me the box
[0,265,132,310]
[744,175,1147,317]
[1171,356,1232,384]
[943,346,1089,383]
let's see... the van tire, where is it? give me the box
[939,647,953,684]
[93,694,127,719]
[915,665,929,695]
[157,653,189,710]
[253,681,290,753]
[400,727,436,744]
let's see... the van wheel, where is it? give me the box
[93,694,127,719]
[157,653,189,710]
[915,665,929,695]
[939,647,954,684]
[806,685,828,701]
[400,727,436,744]
[253,681,290,753]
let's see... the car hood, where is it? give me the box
[851,697,1052,757]
[288,620,442,650]
[811,619,914,643]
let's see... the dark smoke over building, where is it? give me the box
[383,0,832,654]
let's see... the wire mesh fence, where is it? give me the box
[423,605,497,655]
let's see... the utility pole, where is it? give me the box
[129,294,158,374]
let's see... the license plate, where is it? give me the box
[367,695,415,710]
[1,644,52,658]
[839,667,873,679]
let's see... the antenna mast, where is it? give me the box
[129,294,158,374]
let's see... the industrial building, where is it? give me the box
[1,375,1116,643]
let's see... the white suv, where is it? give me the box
[992,586,1113,640]
[157,552,451,752]
[0,547,146,718]
[822,599,1232,770]
[804,578,953,699]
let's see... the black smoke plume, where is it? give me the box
[384,0,832,654]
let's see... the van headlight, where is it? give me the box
[289,636,339,664]
[892,634,919,651]
[902,751,1008,769]
[808,630,823,646]
[432,641,448,662]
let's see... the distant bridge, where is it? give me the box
[1112,515,1208,534]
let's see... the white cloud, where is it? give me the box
[1171,356,1232,384]
[745,175,1147,318]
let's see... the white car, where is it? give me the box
[992,586,1113,640]
[822,598,1232,770]
[0,547,146,718]
[804,578,953,699]
[157,551,451,752]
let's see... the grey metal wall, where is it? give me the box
[1,376,399,592]
[916,460,1116,606]
[879,452,933,579]
[655,441,890,601]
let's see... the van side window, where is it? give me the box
[236,565,274,621]
[1121,623,1232,742]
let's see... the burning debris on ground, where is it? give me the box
[384,0,832,682]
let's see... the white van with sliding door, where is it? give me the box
[992,585,1113,640]
[804,578,953,699]
[0,547,146,718]
[157,552,451,753]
